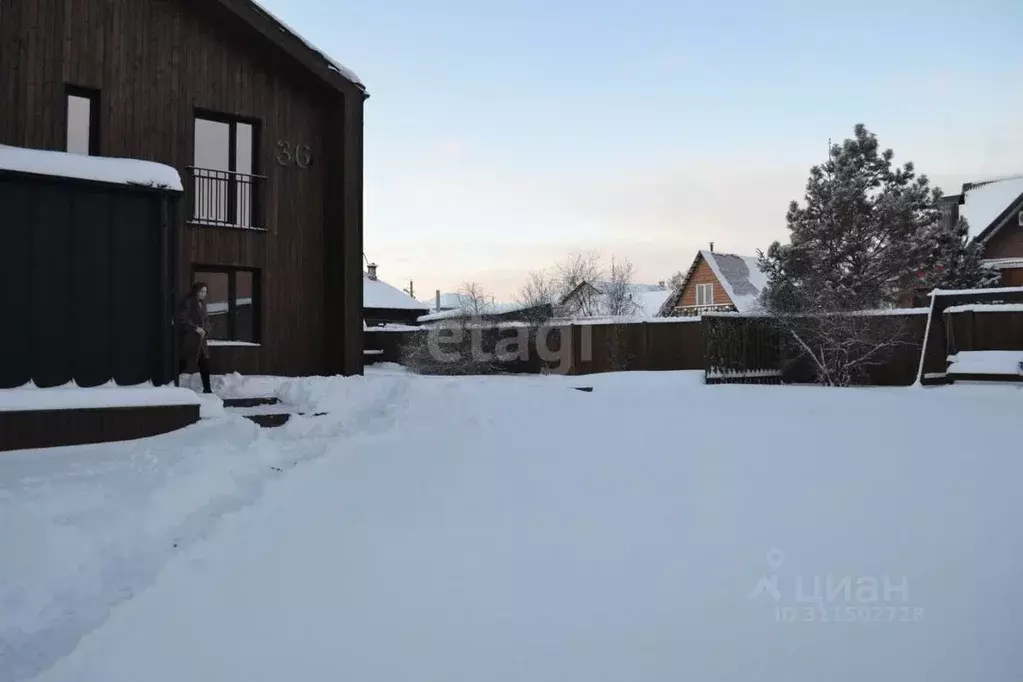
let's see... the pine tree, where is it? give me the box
[919,215,1001,291]
[754,124,997,386]
[758,123,994,311]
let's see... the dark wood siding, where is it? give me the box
[0,404,200,452]
[984,224,1023,260]
[0,0,364,377]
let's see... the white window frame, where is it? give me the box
[696,283,714,306]
[66,87,99,156]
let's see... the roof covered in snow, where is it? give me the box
[659,251,768,315]
[0,145,183,191]
[245,0,364,91]
[364,276,428,311]
[418,300,539,322]
[958,175,1023,242]
[560,281,665,304]
[704,251,768,312]
[636,289,673,317]
[420,292,468,312]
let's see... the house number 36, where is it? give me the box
[276,141,313,169]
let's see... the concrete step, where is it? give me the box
[222,396,280,408]
[244,413,291,428]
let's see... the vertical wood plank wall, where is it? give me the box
[0,0,365,376]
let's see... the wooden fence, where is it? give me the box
[364,309,1022,386]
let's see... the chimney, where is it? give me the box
[709,241,715,253]
[366,263,378,281]
[435,289,441,311]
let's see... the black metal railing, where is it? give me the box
[187,166,266,230]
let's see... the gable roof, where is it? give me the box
[658,250,768,315]
[363,275,428,311]
[558,280,670,318]
[945,175,1023,243]
[559,280,665,305]
[214,0,366,96]
[637,289,673,317]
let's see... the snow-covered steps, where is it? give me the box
[221,397,326,428]
[222,396,281,409]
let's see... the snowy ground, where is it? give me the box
[2,368,1022,682]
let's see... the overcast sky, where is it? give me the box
[262,0,1023,300]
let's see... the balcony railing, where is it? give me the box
[187,166,267,230]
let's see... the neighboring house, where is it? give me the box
[941,176,1023,287]
[363,265,429,327]
[658,250,768,317]
[421,292,470,315]
[558,281,669,318]
[418,301,554,325]
[0,0,367,377]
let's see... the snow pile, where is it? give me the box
[0,383,199,413]
[0,145,183,191]
[7,372,1023,682]
[947,350,1023,376]
[960,176,1023,240]
[363,275,428,311]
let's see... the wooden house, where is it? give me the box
[658,250,768,316]
[0,0,366,377]
[941,177,1023,287]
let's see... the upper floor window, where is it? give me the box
[190,111,264,229]
[696,283,714,306]
[66,86,100,156]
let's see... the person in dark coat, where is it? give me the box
[177,281,213,394]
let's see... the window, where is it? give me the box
[191,111,261,228]
[66,86,100,155]
[696,283,714,306]
[192,267,260,343]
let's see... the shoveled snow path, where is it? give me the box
[21,375,1023,682]
[1,376,414,682]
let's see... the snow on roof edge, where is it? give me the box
[0,145,183,191]
[247,0,365,91]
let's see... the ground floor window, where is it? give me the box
[191,266,260,343]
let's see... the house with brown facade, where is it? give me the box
[0,0,366,377]
[658,250,768,317]
[941,176,1023,287]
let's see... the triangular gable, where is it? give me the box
[657,250,768,315]
[949,176,1023,244]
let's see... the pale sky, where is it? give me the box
[262,0,1023,301]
